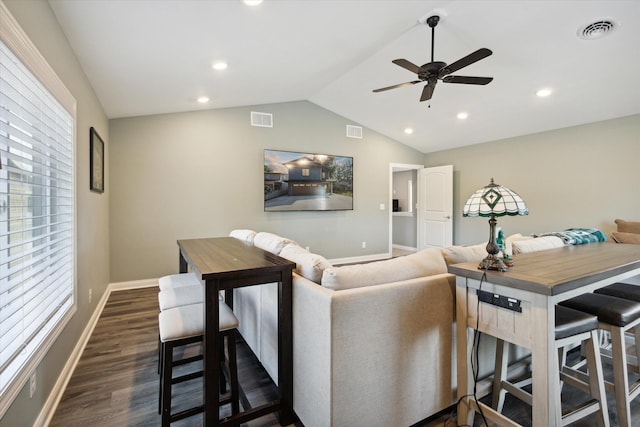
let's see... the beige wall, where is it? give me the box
[425,114,640,246]
[1,1,109,426]
[109,101,425,282]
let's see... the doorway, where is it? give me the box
[389,163,423,257]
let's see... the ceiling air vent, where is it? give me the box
[578,19,617,40]
[251,111,273,128]
[346,125,363,139]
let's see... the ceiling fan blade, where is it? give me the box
[442,75,493,85]
[420,84,435,102]
[372,80,422,93]
[440,48,492,76]
[392,59,421,74]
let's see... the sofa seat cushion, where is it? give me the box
[615,219,640,235]
[321,247,447,291]
[254,231,296,255]
[279,243,332,283]
[611,231,640,245]
[512,236,564,254]
[229,229,257,244]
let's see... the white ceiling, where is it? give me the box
[48,0,640,153]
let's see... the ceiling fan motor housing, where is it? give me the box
[426,15,440,28]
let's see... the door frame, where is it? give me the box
[388,163,424,257]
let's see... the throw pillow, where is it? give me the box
[279,243,332,283]
[615,219,640,235]
[253,232,297,255]
[611,232,640,245]
[228,229,256,244]
[321,248,447,291]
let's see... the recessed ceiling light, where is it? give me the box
[243,0,263,5]
[404,128,414,134]
[212,61,228,71]
[457,112,468,120]
[197,96,210,104]
[578,19,617,40]
[536,88,552,97]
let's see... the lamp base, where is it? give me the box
[477,254,508,272]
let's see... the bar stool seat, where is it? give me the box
[560,292,640,427]
[158,302,240,426]
[595,282,640,302]
[492,305,609,426]
[158,285,204,311]
[158,273,201,291]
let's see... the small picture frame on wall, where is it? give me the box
[90,127,104,193]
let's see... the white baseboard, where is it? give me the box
[36,278,159,426]
[329,252,390,266]
[110,278,158,291]
[392,244,417,253]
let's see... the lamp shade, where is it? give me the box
[463,178,528,218]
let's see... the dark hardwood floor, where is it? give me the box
[50,287,640,427]
[49,287,299,427]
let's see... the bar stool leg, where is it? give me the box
[228,332,240,415]
[161,341,174,426]
[492,339,509,413]
[585,330,609,427]
[634,327,640,372]
[611,327,632,427]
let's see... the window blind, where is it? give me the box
[0,32,75,412]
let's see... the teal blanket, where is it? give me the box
[539,228,607,245]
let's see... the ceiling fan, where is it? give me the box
[373,15,493,102]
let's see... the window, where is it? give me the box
[302,168,309,177]
[0,4,76,415]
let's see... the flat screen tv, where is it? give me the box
[264,149,353,212]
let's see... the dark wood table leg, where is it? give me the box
[179,250,188,274]
[204,279,221,426]
[278,272,294,425]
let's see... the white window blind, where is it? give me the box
[0,3,76,415]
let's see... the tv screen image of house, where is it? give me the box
[264,149,353,211]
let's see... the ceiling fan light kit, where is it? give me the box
[373,15,493,103]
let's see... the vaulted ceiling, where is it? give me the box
[48,0,640,153]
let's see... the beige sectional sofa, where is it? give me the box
[229,228,638,426]
[231,230,466,427]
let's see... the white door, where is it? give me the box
[417,165,453,249]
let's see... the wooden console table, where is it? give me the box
[177,237,296,426]
[449,242,640,426]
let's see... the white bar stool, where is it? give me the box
[158,301,239,425]
[492,305,609,426]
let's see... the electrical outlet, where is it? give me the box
[379,203,385,210]
[89,288,92,304]
[29,373,36,398]
[362,242,366,249]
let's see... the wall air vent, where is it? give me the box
[346,125,363,139]
[251,111,273,127]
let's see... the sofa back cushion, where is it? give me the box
[511,236,564,254]
[321,248,447,291]
[442,243,488,265]
[254,232,296,255]
[229,229,257,244]
[279,243,332,283]
[615,219,640,235]
[611,232,640,245]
